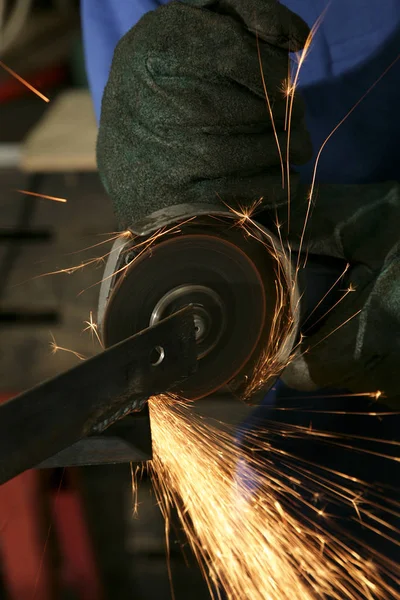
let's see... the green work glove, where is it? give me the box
[280,182,400,407]
[97,0,312,229]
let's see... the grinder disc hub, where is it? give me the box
[149,284,226,359]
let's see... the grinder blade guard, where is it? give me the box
[98,206,300,404]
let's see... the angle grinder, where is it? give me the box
[98,204,347,404]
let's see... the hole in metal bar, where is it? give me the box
[150,345,165,367]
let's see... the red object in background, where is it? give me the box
[0,394,104,600]
[0,64,68,104]
[0,469,53,600]
[52,472,103,600]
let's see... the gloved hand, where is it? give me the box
[280,181,400,407]
[97,0,312,229]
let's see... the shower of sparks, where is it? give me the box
[49,333,86,361]
[210,197,302,401]
[242,264,296,401]
[217,204,299,400]
[15,189,67,203]
[82,311,104,348]
[0,60,50,102]
[149,394,399,600]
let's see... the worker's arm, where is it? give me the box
[81,0,170,122]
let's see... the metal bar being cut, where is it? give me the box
[37,409,153,468]
[0,307,197,485]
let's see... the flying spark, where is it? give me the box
[285,8,328,230]
[0,60,49,102]
[36,256,109,279]
[309,52,400,206]
[15,189,67,203]
[49,333,86,361]
[82,311,104,348]
[307,309,362,351]
[256,35,285,189]
[293,50,400,269]
[66,231,133,255]
[301,263,350,327]
[304,282,358,331]
[130,463,141,518]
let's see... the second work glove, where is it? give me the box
[280,181,400,407]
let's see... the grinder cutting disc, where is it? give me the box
[102,222,279,399]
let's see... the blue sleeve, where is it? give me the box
[283,0,400,184]
[81,0,170,122]
[82,0,400,183]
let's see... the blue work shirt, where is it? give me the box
[81,0,400,184]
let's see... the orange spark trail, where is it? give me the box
[267,390,386,405]
[49,333,86,361]
[256,35,285,189]
[16,189,67,203]
[82,311,104,348]
[78,218,197,296]
[149,395,399,600]
[66,231,133,255]
[285,9,327,231]
[283,56,292,131]
[301,263,350,327]
[309,52,400,203]
[268,424,400,465]
[305,283,356,330]
[0,60,49,102]
[266,420,400,450]
[27,249,115,284]
[130,463,140,518]
[296,51,400,264]
[306,309,362,351]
